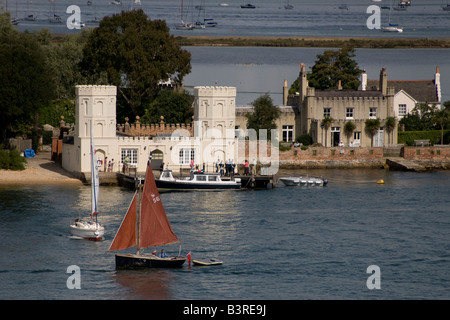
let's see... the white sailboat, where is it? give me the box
[382,0,403,32]
[70,121,104,241]
[442,1,450,11]
[175,0,194,30]
[48,0,62,24]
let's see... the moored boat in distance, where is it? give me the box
[279,176,328,187]
[241,3,256,9]
[156,169,241,191]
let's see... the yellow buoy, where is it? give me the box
[377,179,384,184]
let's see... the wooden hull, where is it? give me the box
[115,253,186,269]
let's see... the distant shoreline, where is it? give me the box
[173,35,450,48]
[50,33,450,48]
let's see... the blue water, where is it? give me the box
[1,169,449,299]
[11,0,450,38]
[183,46,450,105]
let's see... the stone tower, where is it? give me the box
[75,85,117,139]
[193,86,236,140]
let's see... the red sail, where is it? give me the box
[139,165,179,248]
[108,192,138,251]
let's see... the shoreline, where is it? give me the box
[173,35,450,48]
[50,33,450,48]
[0,152,83,186]
[1,153,448,187]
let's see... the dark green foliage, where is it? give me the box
[246,94,280,139]
[0,149,27,170]
[290,47,362,93]
[80,9,191,119]
[296,133,313,146]
[142,90,193,124]
[0,15,55,142]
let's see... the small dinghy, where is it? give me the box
[192,259,223,266]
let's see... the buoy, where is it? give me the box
[377,179,384,184]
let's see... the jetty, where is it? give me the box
[386,158,450,172]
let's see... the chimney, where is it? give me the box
[338,80,342,90]
[380,67,387,95]
[435,66,441,103]
[360,70,367,91]
[300,63,308,102]
[283,79,288,106]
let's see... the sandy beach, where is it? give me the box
[0,152,83,186]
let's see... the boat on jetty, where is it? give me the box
[279,176,328,187]
[156,169,241,191]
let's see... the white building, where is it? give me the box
[62,85,239,177]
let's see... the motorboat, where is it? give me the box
[279,176,328,187]
[156,169,241,191]
[241,4,256,9]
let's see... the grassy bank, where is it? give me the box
[174,36,450,48]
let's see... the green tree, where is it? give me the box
[385,117,396,145]
[80,9,191,119]
[290,47,362,93]
[246,93,280,140]
[0,13,55,142]
[321,116,333,147]
[365,118,381,147]
[433,109,450,145]
[343,120,356,146]
[142,90,193,124]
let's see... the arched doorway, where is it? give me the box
[150,149,164,170]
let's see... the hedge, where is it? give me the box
[398,130,450,146]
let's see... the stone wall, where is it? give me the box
[117,117,193,137]
[402,146,450,160]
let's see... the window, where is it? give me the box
[282,125,294,142]
[398,104,407,116]
[346,108,354,119]
[354,132,361,140]
[369,108,377,118]
[121,149,138,165]
[179,148,195,165]
[323,108,331,117]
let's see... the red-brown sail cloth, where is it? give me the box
[108,192,138,251]
[108,164,179,251]
[139,165,179,248]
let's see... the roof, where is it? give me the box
[313,90,384,98]
[367,79,438,103]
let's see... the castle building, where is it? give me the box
[236,65,441,148]
[62,85,238,178]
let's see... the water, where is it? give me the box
[183,46,450,105]
[10,0,450,38]
[1,169,450,300]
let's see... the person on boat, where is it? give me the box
[159,162,164,174]
[159,249,168,258]
[244,160,249,175]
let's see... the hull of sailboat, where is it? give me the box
[70,220,104,240]
[115,253,186,269]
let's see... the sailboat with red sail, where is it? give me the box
[108,163,185,268]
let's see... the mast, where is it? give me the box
[136,180,142,254]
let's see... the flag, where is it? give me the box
[187,251,191,266]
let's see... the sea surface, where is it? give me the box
[9,0,450,38]
[1,169,450,300]
[183,46,450,106]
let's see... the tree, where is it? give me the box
[0,13,55,142]
[343,121,356,146]
[385,117,396,145]
[142,90,193,124]
[246,93,280,140]
[433,109,450,145]
[365,118,381,147]
[321,116,333,147]
[80,9,191,118]
[290,47,362,93]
